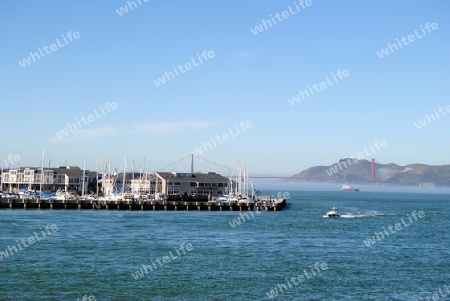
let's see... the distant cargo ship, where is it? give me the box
[342,183,359,192]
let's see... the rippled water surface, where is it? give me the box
[0,191,449,300]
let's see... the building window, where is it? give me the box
[218,183,224,187]
[199,183,204,187]
[168,188,180,195]
[212,183,217,187]
[174,182,181,185]
[204,183,211,187]
[190,182,196,187]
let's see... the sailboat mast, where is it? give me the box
[249,176,255,198]
[228,167,232,196]
[143,158,146,179]
[81,160,86,197]
[243,166,246,197]
[107,158,112,195]
[101,157,105,196]
[122,157,126,195]
[1,158,3,191]
[238,165,241,195]
[40,149,45,194]
[96,158,99,196]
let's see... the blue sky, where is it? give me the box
[0,0,449,176]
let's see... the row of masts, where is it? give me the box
[2,151,256,199]
[88,156,157,198]
[4,149,158,198]
[228,164,257,198]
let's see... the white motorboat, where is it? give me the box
[325,207,340,218]
[50,190,74,201]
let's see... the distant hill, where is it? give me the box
[289,160,450,187]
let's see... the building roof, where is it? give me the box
[0,167,230,183]
[2,166,85,177]
[156,172,229,183]
[51,166,84,177]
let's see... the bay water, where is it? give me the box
[0,191,449,300]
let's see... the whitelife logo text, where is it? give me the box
[18,31,81,68]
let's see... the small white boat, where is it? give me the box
[325,207,340,218]
[50,190,74,201]
[81,192,97,201]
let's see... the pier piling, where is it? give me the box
[0,197,286,212]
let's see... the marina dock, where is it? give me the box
[0,195,287,211]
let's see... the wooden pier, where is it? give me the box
[0,196,287,211]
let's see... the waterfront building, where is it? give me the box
[1,166,235,198]
[154,172,231,196]
[0,166,89,195]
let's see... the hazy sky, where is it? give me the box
[0,1,449,176]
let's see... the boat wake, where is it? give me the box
[339,211,395,218]
[321,207,395,219]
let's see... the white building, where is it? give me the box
[155,172,231,196]
[0,166,89,194]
